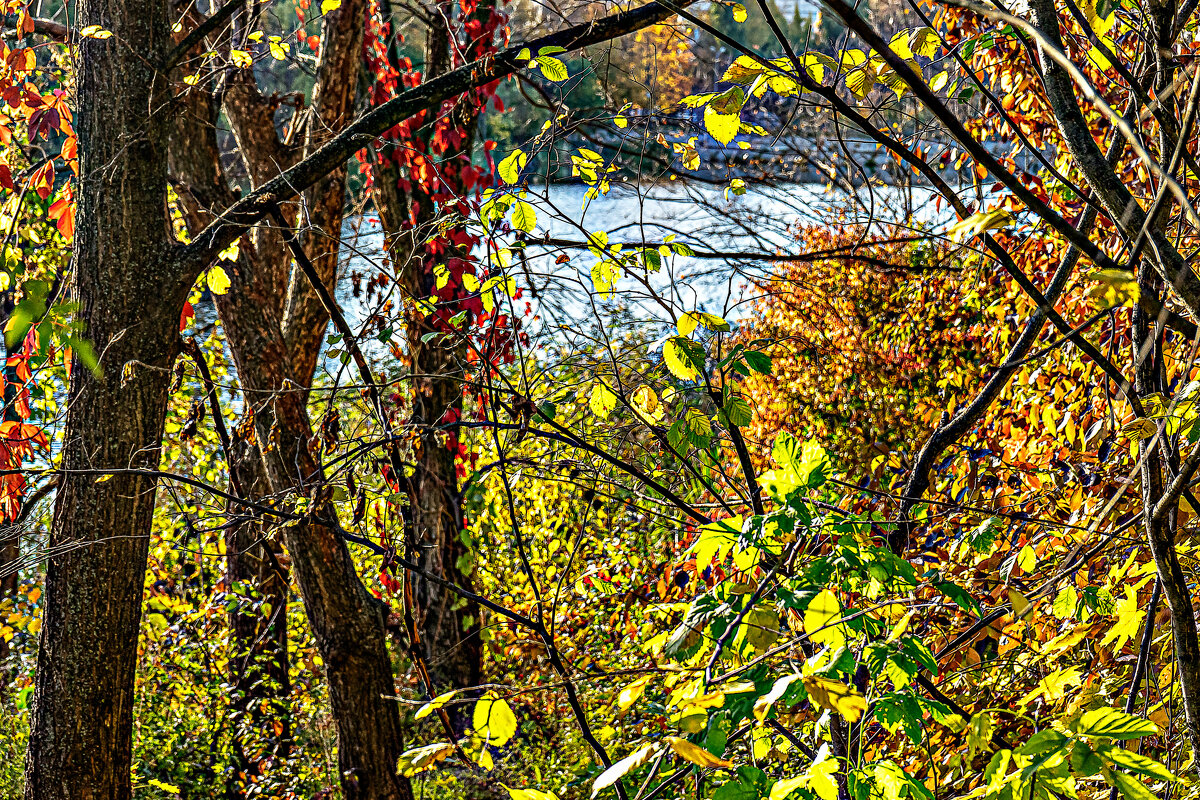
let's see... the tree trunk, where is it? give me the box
[22,0,180,796]
[367,1,488,721]
[165,18,297,793]
[214,267,410,799]
[224,439,292,796]
[168,5,411,794]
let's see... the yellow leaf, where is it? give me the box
[909,26,939,58]
[592,744,659,797]
[845,64,877,99]
[678,311,730,336]
[590,383,618,419]
[1122,417,1158,441]
[416,689,461,720]
[397,742,455,775]
[1008,588,1031,617]
[772,777,807,800]
[505,787,560,800]
[632,385,662,421]
[803,52,834,83]
[771,745,840,800]
[1099,586,1144,651]
[1018,666,1082,706]
[321,0,341,11]
[473,691,518,746]
[664,735,732,768]
[703,107,740,146]
[1041,624,1092,657]
[804,589,845,650]
[207,264,231,295]
[887,30,914,59]
[511,200,537,233]
[754,673,803,721]
[1087,268,1141,308]
[498,150,527,185]
[1017,543,1036,572]
[947,208,1014,242]
[663,337,702,381]
[691,516,742,568]
[617,675,653,712]
[886,609,915,643]
[802,676,867,722]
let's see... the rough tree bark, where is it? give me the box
[368,0,485,717]
[18,0,692,794]
[21,0,184,796]
[169,1,412,796]
[166,11,295,792]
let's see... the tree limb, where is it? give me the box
[176,0,700,275]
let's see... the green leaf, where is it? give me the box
[535,55,568,81]
[511,200,537,233]
[1105,768,1159,800]
[67,335,102,378]
[761,433,828,495]
[743,350,772,374]
[1017,729,1068,757]
[722,395,753,427]
[935,580,980,614]
[664,337,705,381]
[1078,707,1159,740]
[498,149,527,184]
[1070,741,1104,777]
[1099,746,1175,780]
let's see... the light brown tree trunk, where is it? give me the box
[22,0,181,795]
[168,2,412,794]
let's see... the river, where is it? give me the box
[332,180,945,366]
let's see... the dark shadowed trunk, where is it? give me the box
[224,440,293,793]
[22,0,183,796]
[367,0,486,721]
